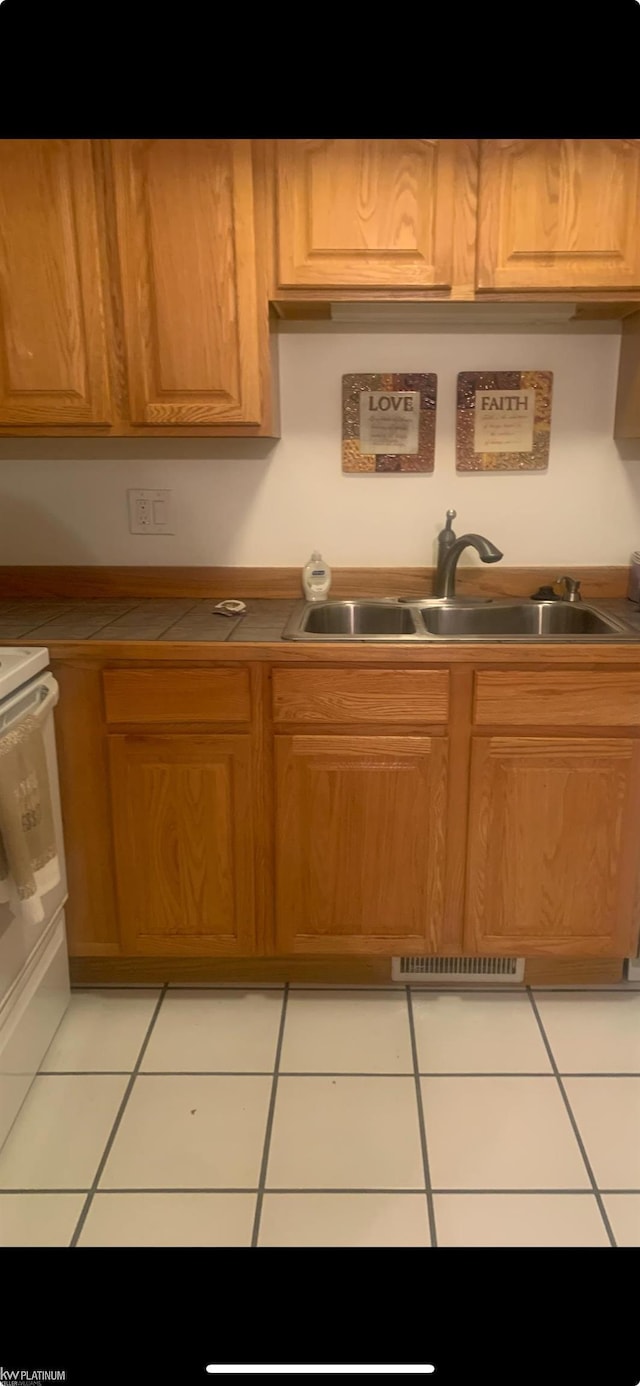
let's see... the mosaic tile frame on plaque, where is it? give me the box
[456,370,553,472]
[342,373,437,473]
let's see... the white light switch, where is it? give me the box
[128,489,174,535]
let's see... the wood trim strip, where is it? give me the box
[0,565,628,601]
[8,640,640,666]
[68,955,625,985]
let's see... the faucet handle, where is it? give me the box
[445,509,457,528]
[556,575,582,603]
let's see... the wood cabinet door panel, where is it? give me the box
[108,734,255,955]
[111,139,262,425]
[0,139,111,425]
[465,736,640,956]
[477,139,640,291]
[275,734,448,954]
[275,139,461,289]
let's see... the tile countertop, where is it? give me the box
[0,598,299,644]
[0,596,639,646]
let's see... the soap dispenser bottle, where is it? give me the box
[302,551,332,602]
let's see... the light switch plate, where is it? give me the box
[128,488,174,535]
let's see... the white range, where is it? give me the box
[0,646,70,1149]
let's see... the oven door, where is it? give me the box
[0,673,68,1003]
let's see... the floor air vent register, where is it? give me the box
[391,956,525,982]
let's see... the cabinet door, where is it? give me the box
[275,139,464,290]
[111,139,263,426]
[465,737,640,957]
[108,734,256,955]
[275,735,448,954]
[476,139,640,292]
[0,139,111,425]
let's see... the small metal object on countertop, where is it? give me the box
[556,575,582,603]
[213,599,247,618]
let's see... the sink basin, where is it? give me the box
[281,597,631,642]
[419,601,626,638]
[292,600,419,638]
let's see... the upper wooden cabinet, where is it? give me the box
[273,139,475,293]
[476,139,640,293]
[0,139,112,426]
[0,139,276,436]
[110,139,267,427]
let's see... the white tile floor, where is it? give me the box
[1,984,639,1246]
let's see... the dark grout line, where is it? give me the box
[417,1072,555,1079]
[165,985,286,992]
[71,982,640,995]
[530,987,640,994]
[410,986,538,995]
[430,1188,608,1196]
[527,989,618,1248]
[70,984,163,992]
[88,1187,260,1195]
[287,985,405,992]
[251,985,289,1248]
[5,1185,640,1197]
[67,985,169,1248]
[39,1071,132,1077]
[138,1071,275,1078]
[70,984,284,992]
[406,986,437,1248]
[277,1071,416,1079]
[35,1069,640,1079]
[0,1188,91,1195]
[257,1188,429,1196]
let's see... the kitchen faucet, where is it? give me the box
[433,511,503,599]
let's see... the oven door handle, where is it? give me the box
[0,673,59,734]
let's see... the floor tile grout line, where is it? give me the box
[527,988,617,1248]
[70,983,640,995]
[406,986,437,1248]
[251,985,289,1247]
[31,1069,640,1081]
[428,1189,620,1196]
[4,1185,640,1197]
[67,984,169,1248]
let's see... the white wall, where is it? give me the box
[1,327,640,568]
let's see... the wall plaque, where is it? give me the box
[456,371,553,472]
[342,373,437,473]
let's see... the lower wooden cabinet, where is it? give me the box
[107,732,256,955]
[465,736,640,957]
[275,734,448,954]
[52,656,640,967]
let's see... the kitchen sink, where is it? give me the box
[419,601,626,639]
[281,597,631,642]
[292,600,419,638]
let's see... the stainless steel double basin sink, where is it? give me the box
[281,598,630,643]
